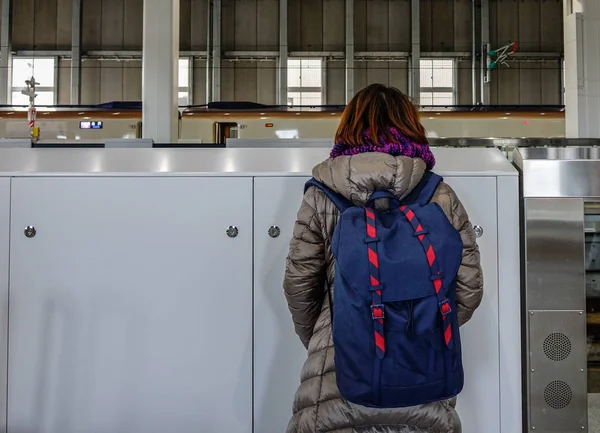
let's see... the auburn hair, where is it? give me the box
[334,83,427,146]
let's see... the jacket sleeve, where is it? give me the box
[283,188,326,348]
[446,185,484,326]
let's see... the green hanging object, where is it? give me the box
[489,61,498,70]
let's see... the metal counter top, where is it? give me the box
[0,147,516,177]
[514,146,600,198]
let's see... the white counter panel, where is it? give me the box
[8,177,253,433]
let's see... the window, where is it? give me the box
[419,59,455,106]
[287,59,323,106]
[178,58,190,106]
[11,57,56,106]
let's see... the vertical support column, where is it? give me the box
[206,0,213,103]
[321,57,328,104]
[188,56,195,105]
[410,0,420,103]
[345,0,354,102]
[212,0,221,102]
[480,0,490,104]
[142,0,180,142]
[278,0,288,105]
[0,0,12,104]
[564,0,600,137]
[71,0,82,105]
[471,0,478,104]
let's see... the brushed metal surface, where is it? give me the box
[226,137,600,150]
[0,147,516,177]
[528,311,587,432]
[514,147,600,198]
[524,198,586,311]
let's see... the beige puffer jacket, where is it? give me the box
[283,152,484,433]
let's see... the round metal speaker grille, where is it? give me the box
[543,332,572,361]
[544,381,572,409]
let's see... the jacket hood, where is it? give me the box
[312,152,427,207]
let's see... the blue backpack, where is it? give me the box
[304,171,465,408]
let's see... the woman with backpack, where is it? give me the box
[283,83,484,433]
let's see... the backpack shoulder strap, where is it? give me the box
[304,178,352,212]
[401,171,443,207]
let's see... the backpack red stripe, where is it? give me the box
[366,209,375,220]
[400,205,453,349]
[367,224,376,238]
[444,324,452,345]
[426,245,435,266]
[368,248,379,268]
[375,331,385,352]
[370,276,379,286]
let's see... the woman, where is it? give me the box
[283,84,484,433]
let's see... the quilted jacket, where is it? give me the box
[283,152,484,433]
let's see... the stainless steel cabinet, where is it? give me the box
[8,177,254,433]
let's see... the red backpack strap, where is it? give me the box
[399,205,454,349]
[365,207,385,406]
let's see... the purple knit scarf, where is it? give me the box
[330,127,435,170]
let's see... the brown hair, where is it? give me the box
[334,83,427,146]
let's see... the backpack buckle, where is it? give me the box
[371,304,385,320]
[439,299,452,317]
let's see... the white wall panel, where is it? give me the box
[489,60,562,105]
[326,61,345,105]
[192,59,207,105]
[57,59,71,104]
[101,0,125,50]
[490,0,563,53]
[123,0,143,48]
[221,61,276,104]
[81,60,141,104]
[388,0,411,52]
[81,0,103,50]
[81,0,143,50]
[80,59,101,104]
[12,0,34,49]
[323,0,344,51]
[355,61,409,94]
[122,61,142,101]
[56,0,73,49]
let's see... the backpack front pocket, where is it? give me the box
[410,296,443,336]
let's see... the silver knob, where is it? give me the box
[473,225,483,238]
[268,226,281,238]
[226,226,239,238]
[24,225,36,238]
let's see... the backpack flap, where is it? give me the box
[333,205,464,304]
